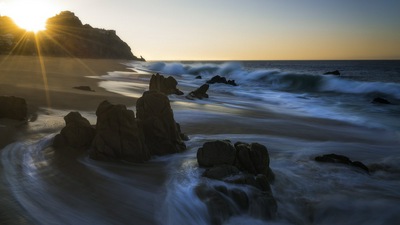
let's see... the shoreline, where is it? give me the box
[0,55,141,148]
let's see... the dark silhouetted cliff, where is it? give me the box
[0,11,143,60]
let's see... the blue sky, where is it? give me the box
[1,0,399,60]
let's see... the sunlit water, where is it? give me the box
[1,60,400,224]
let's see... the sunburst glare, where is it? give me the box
[1,0,61,32]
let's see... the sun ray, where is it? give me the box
[34,33,51,108]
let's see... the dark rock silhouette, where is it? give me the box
[196,140,277,224]
[235,142,274,181]
[0,96,27,120]
[0,12,143,60]
[73,86,94,92]
[195,75,202,79]
[149,73,183,95]
[90,100,150,162]
[206,75,237,86]
[53,112,95,149]
[324,70,341,75]
[315,153,369,173]
[372,97,391,104]
[197,140,236,167]
[186,84,209,100]
[136,91,186,155]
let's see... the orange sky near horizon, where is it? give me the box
[1,0,399,61]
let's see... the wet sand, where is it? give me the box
[0,55,137,148]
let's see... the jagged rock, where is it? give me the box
[0,96,27,120]
[197,140,236,167]
[206,75,237,86]
[315,153,369,173]
[324,70,340,75]
[149,73,183,95]
[203,165,240,180]
[53,112,95,149]
[73,86,94,92]
[90,100,150,162]
[235,142,274,181]
[372,97,391,104]
[136,91,186,155]
[186,84,209,100]
[195,182,276,225]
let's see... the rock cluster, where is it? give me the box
[54,91,186,162]
[0,96,27,120]
[196,140,277,225]
[206,75,237,86]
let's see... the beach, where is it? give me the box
[1,58,400,225]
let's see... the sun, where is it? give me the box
[2,0,61,32]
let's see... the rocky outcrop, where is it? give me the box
[197,140,236,167]
[186,84,209,100]
[0,96,27,120]
[0,12,143,60]
[90,101,150,162]
[149,73,183,95]
[323,70,340,75]
[53,112,95,149]
[196,140,277,224]
[315,153,369,173]
[136,91,186,155]
[372,97,391,104]
[206,75,237,86]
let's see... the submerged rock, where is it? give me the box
[372,97,391,104]
[186,84,209,100]
[206,75,237,86]
[136,91,186,155]
[324,70,340,75]
[0,96,27,121]
[53,112,95,149]
[149,73,184,95]
[315,153,369,173]
[90,100,150,162]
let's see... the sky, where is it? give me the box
[1,0,400,60]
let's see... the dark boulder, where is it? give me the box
[73,86,94,92]
[53,112,95,149]
[315,153,369,173]
[0,96,27,121]
[136,91,186,155]
[195,182,276,225]
[149,73,184,95]
[324,70,340,75]
[203,165,240,180]
[186,84,209,100]
[90,100,150,162]
[197,140,236,167]
[195,75,202,79]
[372,97,391,104]
[206,75,237,86]
[235,142,274,181]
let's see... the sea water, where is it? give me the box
[1,60,400,224]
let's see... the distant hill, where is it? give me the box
[0,11,144,60]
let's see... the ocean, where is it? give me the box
[1,60,400,224]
